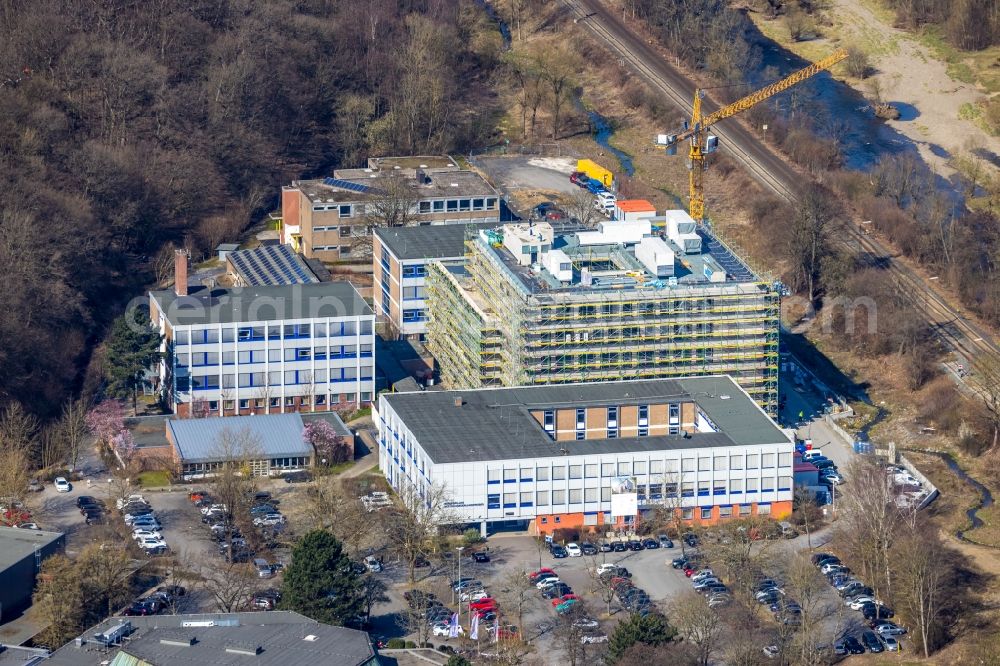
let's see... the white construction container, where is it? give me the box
[702,256,727,283]
[576,219,651,246]
[663,210,702,254]
[634,237,675,278]
[542,249,573,282]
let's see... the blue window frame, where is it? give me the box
[402,264,426,278]
[713,484,726,496]
[487,494,500,509]
[520,502,533,508]
[402,309,427,323]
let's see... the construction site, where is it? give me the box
[425,210,780,415]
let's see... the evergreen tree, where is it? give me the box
[607,612,677,664]
[280,530,364,625]
[104,306,162,414]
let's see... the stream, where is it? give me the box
[587,111,636,177]
[471,0,512,49]
[927,451,995,541]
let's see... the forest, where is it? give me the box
[0,0,503,418]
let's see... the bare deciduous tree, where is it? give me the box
[202,561,257,612]
[894,522,948,657]
[669,591,723,666]
[383,480,457,585]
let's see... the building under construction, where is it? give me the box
[426,211,780,414]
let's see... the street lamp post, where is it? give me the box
[456,546,465,627]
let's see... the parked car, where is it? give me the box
[253,513,285,527]
[536,577,562,590]
[812,553,839,566]
[658,534,674,548]
[872,621,906,636]
[157,585,186,597]
[611,542,627,553]
[599,542,613,553]
[532,201,556,219]
[27,479,43,493]
[542,584,573,599]
[881,635,900,651]
[671,557,690,569]
[550,545,568,559]
[17,522,39,530]
[132,529,163,541]
[573,617,599,630]
[641,538,659,549]
[284,471,313,483]
[53,477,71,493]
[834,635,865,655]
[627,540,644,551]
[690,569,715,583]
[555,598,580,614]
[528,568,555,582]
[473,551,491,563]
[683,533,699,547]
[580,542,598,556]
[861,630,884,653]
[551,594,580,607]
[565,543,582,557]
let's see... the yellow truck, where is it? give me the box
[576,159,613,188]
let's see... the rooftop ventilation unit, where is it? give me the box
[225,641,263,656]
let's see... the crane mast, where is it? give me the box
[656,49,848,224]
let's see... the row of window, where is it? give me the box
[181,456,310,473]
[402,264,426,278]
[176,321,372,345]
[312,204,355,217]
[177,345,373,367]
[486,454,792,482]
[185,367,372,390]
[417,197,498,214]
[313,245,352,255]
[402,309,428,323]
[402,286,426,300]
[487,484,787,510]
[193,392,369,412]
[538,504,770,523]
[541,298,774,318]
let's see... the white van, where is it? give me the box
[801,450,823,462]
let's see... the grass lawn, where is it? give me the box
[137,470,172,488]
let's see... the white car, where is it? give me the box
[116,494,145,509]
[536,577,561,589]
[565,543,582,557]
[253,513,285,526]
[596,563,618,576]
[881,636,900,651]
[690,569,715,583]
[580,634,608,644]
[201,503,226,515]
[432,622,462,638]
[54,477,71,493]
[460,589,489,602]
[17,523,39,530]
[137,536,167,550]
[848,596,877,610]
[132,529,163,541]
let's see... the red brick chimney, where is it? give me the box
[175,249,189,296]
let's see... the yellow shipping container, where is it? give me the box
[577,159,613,187]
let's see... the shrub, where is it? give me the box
[462,528,483,546]
[844,46,871,79]
[404,640,417,649]
[386,639,405,649]
[552,527,580,544]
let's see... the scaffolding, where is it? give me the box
[426,228,780,415]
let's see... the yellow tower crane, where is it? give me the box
[655,48,848,224]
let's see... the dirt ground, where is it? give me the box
[748,0,1000,181]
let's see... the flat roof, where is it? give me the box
[168,414,313,463]
[44,611,374,666]
[381,376,789,464]
[616,199,656,212]
[0,527,64,572]
[375,223,495,261]
[292,170,496,204]
[150,282,372,327]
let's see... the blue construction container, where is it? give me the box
[853,440,874,455]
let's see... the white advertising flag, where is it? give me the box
[470,612,479,640]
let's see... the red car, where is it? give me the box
[529,568,555,582]
[684,567,696,577]
[569,171,586,185]
[470,598,497,612]
[551,594,580,607]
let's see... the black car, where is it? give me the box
[284,471,313,483]
[860,631,884,653]
[83,510,105,525]
[683,533,698,547]
[811,552,838,565]
[862,603,894,620]
[157,585,186,597]
[834,635,865,655]
[76,496,102,509]
[543,584,572,599]
[812,459,836,470]
[641,538,659,549]
[611,542,627,553]
[580,542,598,556]
[473,551,490,563]
[671,557,689,569]
[532,201,556,218]
[550,545,568,558]
[627,540,644,551]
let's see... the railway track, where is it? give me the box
[562,0,999,389]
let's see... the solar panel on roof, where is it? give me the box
[323,177,372,194]
[228,244,317,287]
